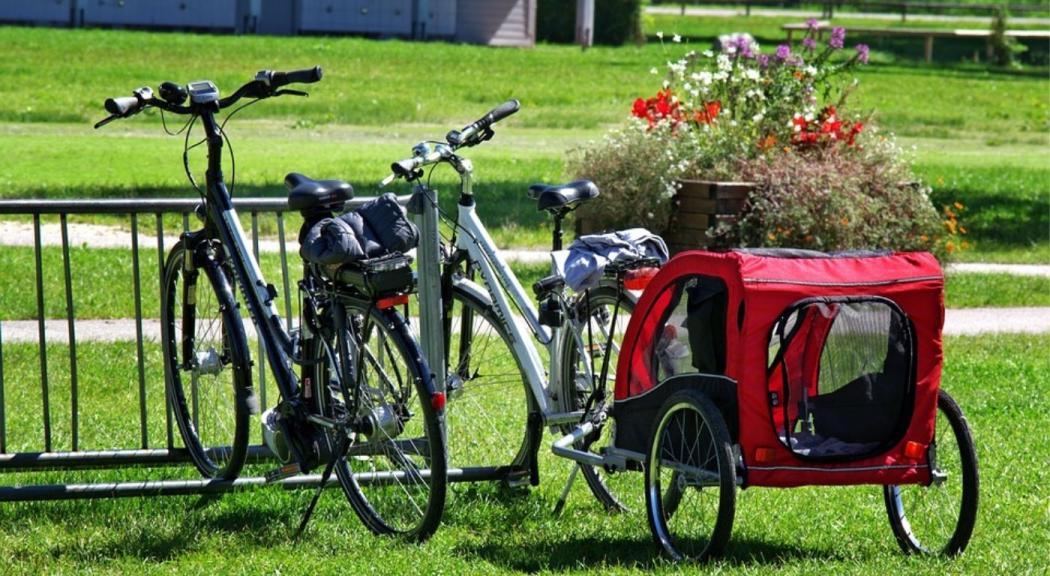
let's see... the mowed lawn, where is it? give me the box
[0,25,1047,259]
[0,334,1046,574]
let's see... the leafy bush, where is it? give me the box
[720,138,952,259]
[570,122,683,231]
[537,0,642,45]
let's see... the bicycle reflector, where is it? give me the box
[624,267,659,291]
[376,294,409,309]
[754,447,777,464]
[904,441,926,460]
[430,392,447,411]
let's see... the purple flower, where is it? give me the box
[829,27,846,49]
[775,44,791,61]
[806,18,820,31]
[855,43,870,64]
[803,37,816,51]
[757,53,770,68]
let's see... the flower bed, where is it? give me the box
[572,24,961,259]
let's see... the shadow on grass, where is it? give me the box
[455,533,835,572]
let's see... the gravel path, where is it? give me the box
[3,307,1049,343]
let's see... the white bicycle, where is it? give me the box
[381,101,660,511]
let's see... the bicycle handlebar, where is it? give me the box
[269,66,323,89]
[381,99,520,186]
[95,66,323,128]
[457,99,519,144]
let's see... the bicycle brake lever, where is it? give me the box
[275,89,309,97]
[93,114,120,130]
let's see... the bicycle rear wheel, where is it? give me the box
[884,389,979,555]
[314,300,447,540]
[161,241,251,480]
[559,284,640,512]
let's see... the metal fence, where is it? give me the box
[0,197,312,500]
[652,0,1050,19]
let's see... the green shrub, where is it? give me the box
[537,0,643,45]
[721,138,954,260]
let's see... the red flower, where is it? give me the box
[632,98,648,119]
[693,100,721,124]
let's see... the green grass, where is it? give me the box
[0,25,1046,259]
[0,333,1047,573]
[945,272,1050,307]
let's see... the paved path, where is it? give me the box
[646,5,1050,25]
[3,307,1049,344]
[4,220,1048,277]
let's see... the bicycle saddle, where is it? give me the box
[285,172,354,212]
[528,180,599,212]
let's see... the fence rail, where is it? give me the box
[652,0,1050,19]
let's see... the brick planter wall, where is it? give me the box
[664,180,754,254]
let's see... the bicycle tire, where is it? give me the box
[559,284,639,512]
[313,299,447,540]
[441,282,535,474]
[884,389,979,556]
[161,241,251,480]
[645,389,736,562]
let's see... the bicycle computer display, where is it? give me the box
[187,81,219,104]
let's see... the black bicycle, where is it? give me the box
[96,68,447,540]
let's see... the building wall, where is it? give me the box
[0,0,534,45]
[0,0,73,25]
[298,0,412,35]
[81,0,241,29]
[456,0,534,46]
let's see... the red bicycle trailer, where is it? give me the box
[554,249,978,561]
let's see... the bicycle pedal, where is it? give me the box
[265,462,302,483]
[504,467,532,488]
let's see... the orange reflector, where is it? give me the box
[904,441,926,460]
[754,447,776,464]
[624,267,659,291]
[376,294,409,310]
[430,392,447,411]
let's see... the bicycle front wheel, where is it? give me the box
[559,284,640,512]
[442,283,534,473]
[314,300,447,540]
[884,389,979,556]
[161,241,251,480]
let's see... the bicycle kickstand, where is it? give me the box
[552,464,580,517]
[295,435,348,540]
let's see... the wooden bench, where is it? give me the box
[782,22,1050,63]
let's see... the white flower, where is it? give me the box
[672,34,682,43]
[753,113,764,122]
[805,65,817,76]
[656,31,664,39]
[650,67,658,74]
[744,68,760,81]
[662,79,670,89]
[702,50,714,58]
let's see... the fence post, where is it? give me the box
[60,214,80,451]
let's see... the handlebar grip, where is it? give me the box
[105,96,142,116]
[391,158,419,176]
[469,99,520,132]
[271,66,323,89]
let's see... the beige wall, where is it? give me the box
[456,0,534,46]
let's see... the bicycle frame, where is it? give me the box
[412,158,590,427]
[192,110,302,403]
